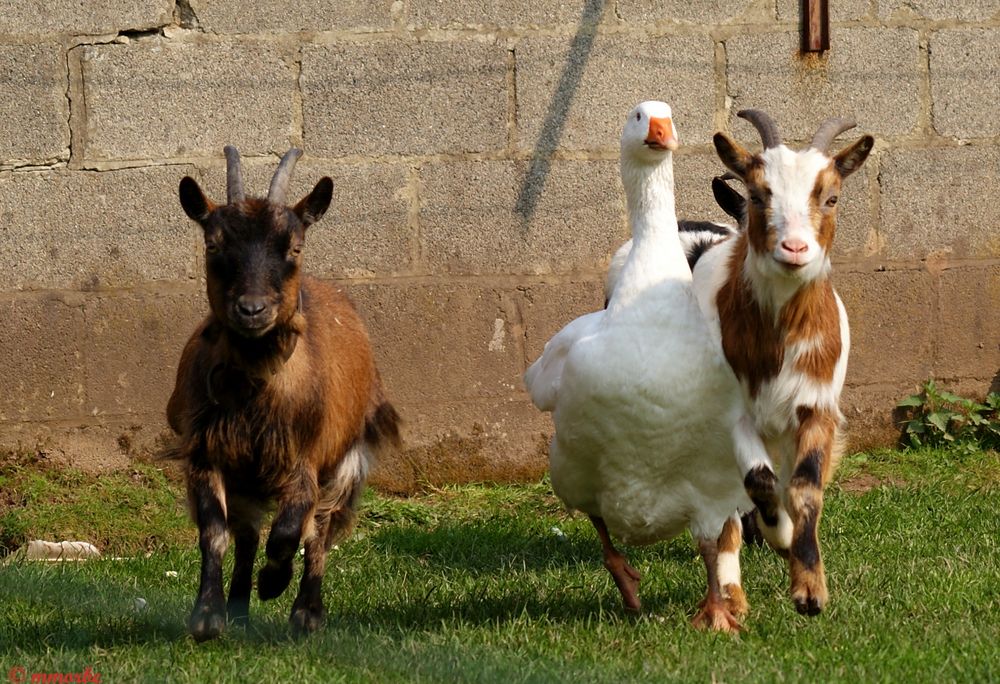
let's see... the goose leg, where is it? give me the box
[691,536,743,633]
[589,515,641,612]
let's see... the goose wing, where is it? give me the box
[524,310,604,412]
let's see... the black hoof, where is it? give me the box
[290,604,326,635]
[794,596,823,617]
[189,605,226,642]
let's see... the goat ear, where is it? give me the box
[712,133,753,179]
[179,177,215,223]
[834,135,874,179]
[712,176,746,222]
[293,177,334,228]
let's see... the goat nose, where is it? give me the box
[236,296,266,317]
[781,239,808,254]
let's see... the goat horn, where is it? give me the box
[717,171,741,182]
[224,145,245,204]
[737,109,782,149]
[267,148,303,205]
[810,117,858,153]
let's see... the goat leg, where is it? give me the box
[717,513,749,618]
[259,471,318,601]
[589,515,641,613]
[226,515,261,626]
[188,466,229,641]
[734,415,792,552]
[290,510,331,635]
[691,536,742,633]
[787,407,838,615]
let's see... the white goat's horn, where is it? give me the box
[268,148,303,205]
[810,117,857,153]
[224,145,245,204]
[737,109,782,149]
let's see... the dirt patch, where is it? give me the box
[838,473,903,494]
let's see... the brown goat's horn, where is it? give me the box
[224,145,245,204]
[810,117,857,153]
[267,148,303,206]
[737,109,782,149]
[717,171,741,182]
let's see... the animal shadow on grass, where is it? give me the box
[1,520,711,648]
[326,518,707,632]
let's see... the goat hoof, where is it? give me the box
[290,605,326,635]
[189,605,226,642]
[791,575,827,616]
[723,583,750,619]
[258,561,293,601]
[793,594,824,616]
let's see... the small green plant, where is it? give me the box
[897,379,1000,452]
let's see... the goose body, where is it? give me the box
[524,102,750,630]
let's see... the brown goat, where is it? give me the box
[167,147,399,641]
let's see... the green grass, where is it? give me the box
[1,448,999,682]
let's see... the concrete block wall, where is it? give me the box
[0,1,997,490]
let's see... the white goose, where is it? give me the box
[524,101,751,632]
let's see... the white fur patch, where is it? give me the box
[717,550,742,588]
[760,508,793,550]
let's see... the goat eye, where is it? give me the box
[826,195,838,207]
[205,243,220,254]
[636,112,641,121]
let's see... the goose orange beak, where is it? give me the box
[645,116,678,151]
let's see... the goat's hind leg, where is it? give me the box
[290,446,367,634]
[188,465,229,641]
[258,470,318,601]
[691,536,742,634]
[589,515,641,613]
[717,513,748,618]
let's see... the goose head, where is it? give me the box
[621,101,678,165]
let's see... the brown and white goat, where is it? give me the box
[693,110,873,615]
[167,147,399,640]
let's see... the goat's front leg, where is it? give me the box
[787,406,838,616]
[258,469,318,601]
[226,502,262,626]
[188,465,229,641]
[733,414,792,552]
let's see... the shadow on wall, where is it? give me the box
[991,369,1000,395]
[515,0,607,224]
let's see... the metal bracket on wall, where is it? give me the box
[802,0,830,53]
